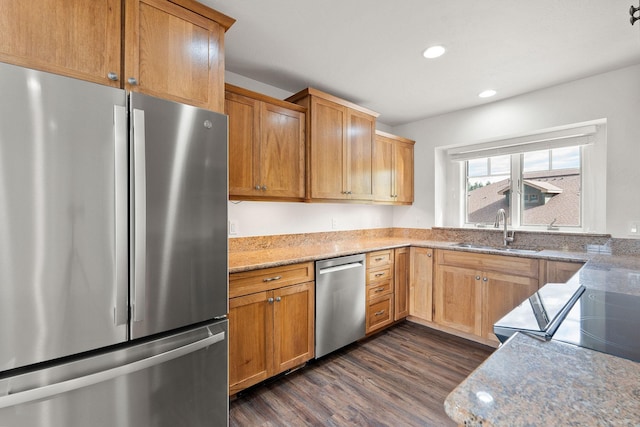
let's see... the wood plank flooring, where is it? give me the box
[229,321,494,426]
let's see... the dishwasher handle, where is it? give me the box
[318,262,363,275]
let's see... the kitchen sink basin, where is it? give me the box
[451,242,541,254]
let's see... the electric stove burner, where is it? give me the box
[552,289,640,362]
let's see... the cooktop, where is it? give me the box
[552,288,640,363]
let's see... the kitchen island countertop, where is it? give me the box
[445,332,640,426]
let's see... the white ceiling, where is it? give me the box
[202,0,640,126]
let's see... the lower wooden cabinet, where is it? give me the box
[544,260,584,284]
[409,247,433,321]
[434,250,539,344]
[366,250,395,334]
[228,263,314,395]
[394,247,410,320]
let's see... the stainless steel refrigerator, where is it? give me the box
[0,62,229,426]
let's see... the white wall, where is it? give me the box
[391,64,640,238]
[225,71,394,237]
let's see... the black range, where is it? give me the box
[494,282,640,363]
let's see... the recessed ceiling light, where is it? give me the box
[479,89,497,98]
[423,45,446,59]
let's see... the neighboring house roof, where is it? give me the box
[498,180,563,195]
[468,168,580,226]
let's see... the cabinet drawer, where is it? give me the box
[367,279,392,299]
[230,262,314,298]
[367,250,393,268]
[367,266,392,284]
[366,295,394,333]
[437,250,539,279]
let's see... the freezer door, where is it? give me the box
[129,93,228,339]
[0,320,228,427]
[0,62,129,371]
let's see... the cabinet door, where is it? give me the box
[260,102,306,199]
[0,0,121,86]
[545,261,583,284]
[394,248,410,320]
[228,291,273,395]
[226,92,261,197]
[125,0,225,112]
[434,265,482,336]
[272,282,315,374]
[372,133,394,202]
[346,109,374,200]
[410,247,433,321]
[309,97,347,199]
[482,272,539,343]
[394,141,414,204]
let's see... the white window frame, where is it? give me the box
[439,120,607,233]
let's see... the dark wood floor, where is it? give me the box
[229,321,494,426]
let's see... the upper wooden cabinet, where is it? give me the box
[373,131,415,204]
[0,0,122,86]
[225,84,306,201]
[125,0,235,113]
[0,0,234,112]
[287,88,379,202]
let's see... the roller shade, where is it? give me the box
[448,124,597,161]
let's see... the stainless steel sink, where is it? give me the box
[451,242,540,254]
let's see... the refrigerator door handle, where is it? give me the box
[0,330,225,410]
[132,108,147,322]
[114,105,128,326]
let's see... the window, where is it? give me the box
[465,147,582,228]
[441,121,606,232]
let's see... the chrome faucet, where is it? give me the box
[494,208,514,246]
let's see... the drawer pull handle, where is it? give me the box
[374,273,385,277]
[263,276,282,282]
[375,257,384,261]
[375,287,385,292]
[374,310,385,316]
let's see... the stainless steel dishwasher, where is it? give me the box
[315,253,366,358]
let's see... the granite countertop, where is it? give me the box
[228,238,592,273]
[444,332,640,426]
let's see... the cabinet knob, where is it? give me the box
[427,252,432,257]
[127,77,138,85]
[261,185,267,191]
[255,185,261,190]
[275,296,281,302]
[483,277,488,282]
[475,276,481,280]
[107,72,119,81]
[267,297,274,303]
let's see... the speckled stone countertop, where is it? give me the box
[444,332,640,426]
[228,238,593,273]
